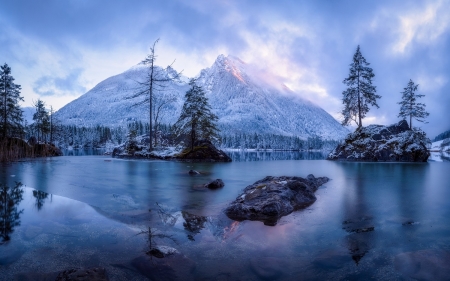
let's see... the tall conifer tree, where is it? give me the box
[341,46,380,127]
[33,99,50,142]
[174,79,219,151]
[0,64,24,139]
[398,79,429,129]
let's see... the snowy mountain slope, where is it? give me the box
[431,138,450,152]
[54,64,188,127]
[55,55,349,140]
[197,55,348,139]
[21,106,35,125]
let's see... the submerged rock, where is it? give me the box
[174,139,232,162]
[224,175,329,225]
[204,179,225,189]
[55,267,109,281]
[147,246,179,258]
[188,170,200,175]
[327,120,430,162]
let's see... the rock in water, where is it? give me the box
[327,120,430,162]
[224,175,329,225]
[175,139,232,162]
[55,267,109,281]
[204,179,225,189]
[188,170,200,175]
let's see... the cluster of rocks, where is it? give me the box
[224,175,329,225]
[327,120,430,162]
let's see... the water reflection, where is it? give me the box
[181,211,207,241]
[341,164,375,265]
[32,190,49,211]
[62,148,106,156]
[0,182,24,243]
[225,150,328,161]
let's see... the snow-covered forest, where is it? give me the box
[26,120,338,151]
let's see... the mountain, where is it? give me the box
[55,55,349,140]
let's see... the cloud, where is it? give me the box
[1,0,449,137]
[33,68,86,97]
[372,0,450,54]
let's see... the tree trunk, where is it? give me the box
[357,68,362,127]
[2,78,6,140]
[149,61,154,151]
[191,121,195,152]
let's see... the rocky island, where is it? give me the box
[112,138,231,162]
[224,174,329,226]
[327,120,430,162]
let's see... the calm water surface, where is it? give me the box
[0,155,449,280]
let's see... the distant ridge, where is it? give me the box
[55,55,349,140]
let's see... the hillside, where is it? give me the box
[55,55,349,140]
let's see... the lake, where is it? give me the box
[0,155,449,280]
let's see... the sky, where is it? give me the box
[0,0,449,137]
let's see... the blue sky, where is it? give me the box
[1,0,449,137]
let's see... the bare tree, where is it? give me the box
[153,92,177,147]
[127,39,181,151]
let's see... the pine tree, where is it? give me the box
[398,79,429,129]
[0,64,24,139]
[341,45,380,128]
[174,79,219,151]
[33,99,50,143]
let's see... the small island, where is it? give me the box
[112,78,231,162]
[327,120,429,162]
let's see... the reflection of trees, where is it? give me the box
[0,182,24,243]
[182,211,207,241]
[342,164,375,265]
[33,190,49,211]
[228,151,327,161]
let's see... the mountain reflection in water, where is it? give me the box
[0,157,449,280]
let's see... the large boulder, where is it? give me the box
[174,139,232,162]
[224,175,329,225]
[327,120,430,162]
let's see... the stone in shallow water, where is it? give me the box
[394,250,450,280]
[204,179,225,189]
[224,175,329,225]
[55,267,109,281]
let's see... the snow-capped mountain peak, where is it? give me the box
[55,54,349,140]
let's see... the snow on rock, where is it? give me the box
[327,120,430,162]
[55,55,348,140]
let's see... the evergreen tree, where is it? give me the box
[398,79,429,129]
[0,64,24,139]
[174,79,219,151]
[341,45,380,127]
[33,99,50,143]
